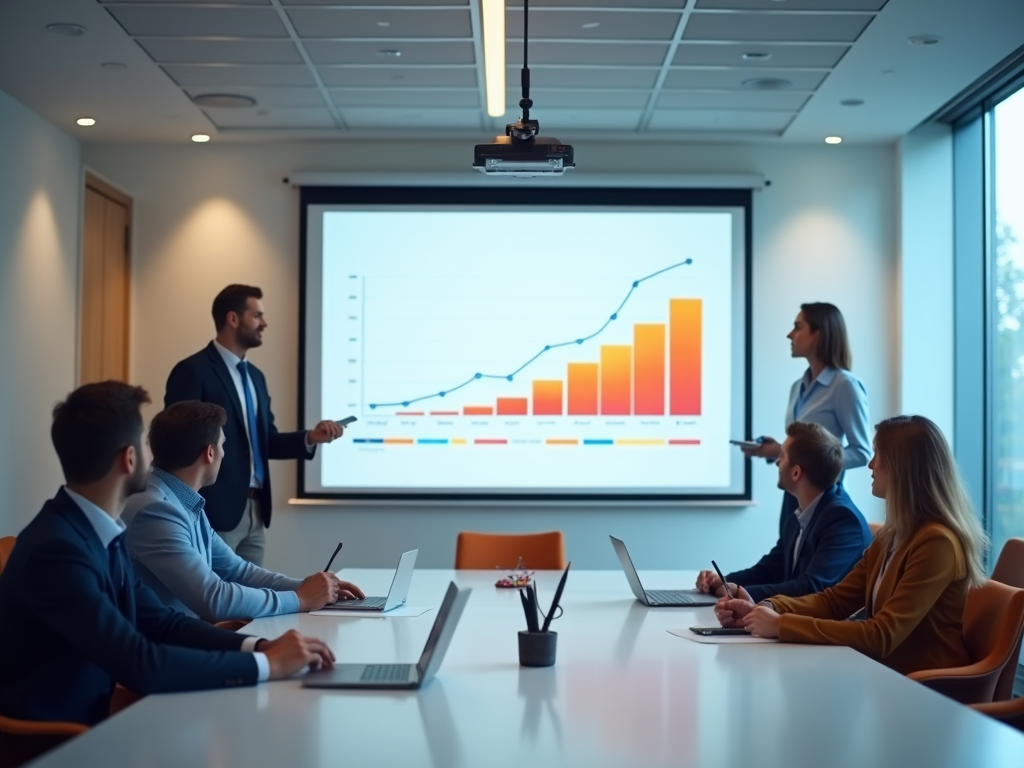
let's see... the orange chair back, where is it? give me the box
[992,538,1024,588]
[868,522,883,539]
[455,531,566,570]
[0,537,15,577]
[910,580,1024,704]
[988,539,1024,700]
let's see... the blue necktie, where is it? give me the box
[108,534,129,614]
[236,360,265,488]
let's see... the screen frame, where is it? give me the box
[297,186,752,503]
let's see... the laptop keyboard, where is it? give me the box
[646,590,695,605]
[340,596,387,609]
[360,664,412,682]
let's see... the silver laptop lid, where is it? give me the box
[382,549,419,611]
[416,582,471,685]
[609,535,650,605]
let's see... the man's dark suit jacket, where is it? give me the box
[0,490,258,726]
[726,484,871,604]
[165,342,312,531]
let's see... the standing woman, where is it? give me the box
[743,303,871,514]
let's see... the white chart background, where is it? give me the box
[312,208,742,495]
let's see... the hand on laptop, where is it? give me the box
[260,629,336,679]
[297,573,365,611]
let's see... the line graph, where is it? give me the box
[367,259,694,410]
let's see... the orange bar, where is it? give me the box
[670,299,702,416]
[532,380,563,416]
[496,397,528,415]
[600,345,632,416]
[464,406,494,416]
[567,363,598,415]
[634,323,665,416]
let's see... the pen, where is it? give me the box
[520,586,540,632]
[541,562,570,633]
[711,560,734,599]
[324,542,343,573]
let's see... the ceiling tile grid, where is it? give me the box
[98,0,889,136]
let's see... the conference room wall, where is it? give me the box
[83,139,896,573]
[0,89,81,537]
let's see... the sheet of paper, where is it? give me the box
[308,605,433,618]
[667,628,778,644]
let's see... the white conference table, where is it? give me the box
[30,569,1024,768]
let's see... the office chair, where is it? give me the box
[0,536,15,576]
[989,538,1024,699]
[455,531,566,570]
[908,580,1024,705]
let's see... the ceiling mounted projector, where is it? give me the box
[473,0,575,177]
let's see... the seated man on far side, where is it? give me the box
[123,401,364,623]
[696,421,872,603]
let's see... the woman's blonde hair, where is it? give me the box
[874,415,988,588]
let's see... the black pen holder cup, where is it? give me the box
[518,631,557,667]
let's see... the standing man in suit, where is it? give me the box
[695,421,872,603]
[165,284,343,565]
[0,382,334,734]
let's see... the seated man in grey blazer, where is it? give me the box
[123,401,364,622]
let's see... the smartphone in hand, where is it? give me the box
[336,416,358,426]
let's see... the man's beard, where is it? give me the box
[126,446,149,495]
[239,327,263,349]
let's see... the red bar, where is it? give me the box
[532,380,563,416]
[474,439,508,445]
[600,345,632,416]
[670,299,702,416]
[634,323,665,416]
[567,363,598,415]
[464,406,494,416]
[668,439,701,445]
[496,397,528,416]
[430,411,460,416]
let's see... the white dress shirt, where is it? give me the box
[792,491,825,564]
[65,487,269,681]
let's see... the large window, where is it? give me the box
[992,86,1024,562]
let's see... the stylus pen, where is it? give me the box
[324,542,343,573]
[711,560,734,599]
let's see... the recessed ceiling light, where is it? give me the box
[742,52,772,61]
[741,77,791,90]
[191,134,211,143]
[46,23,86,36]
[190,93,257,109]
[101,61,127,70]
[582,22,600,29]
[76,117,96,127]
[908,35,941,46]
[840,98,865,106]
[377,49,402,58]
[825,136,843,144]
[377,21,390,27]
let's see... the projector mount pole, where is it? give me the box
[507,0,539,144]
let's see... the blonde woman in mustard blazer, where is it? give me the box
[716,415,988,675]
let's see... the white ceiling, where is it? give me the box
[0,0,1021,144]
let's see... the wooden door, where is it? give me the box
[80,175,132,384]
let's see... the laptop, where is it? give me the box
[320,549,418,612]
[610,535,719,607]
[303,581,471,690]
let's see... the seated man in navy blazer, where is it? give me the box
[0,382,336,729]
[123,400,364,622]
[165,284,346,565]
[696,421,872,603]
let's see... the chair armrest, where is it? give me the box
[972,699,1024,717]
[0,714,88,737]
[908,661,994,682]
[908,663,1002,705]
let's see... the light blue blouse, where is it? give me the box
[785,367,872,469]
